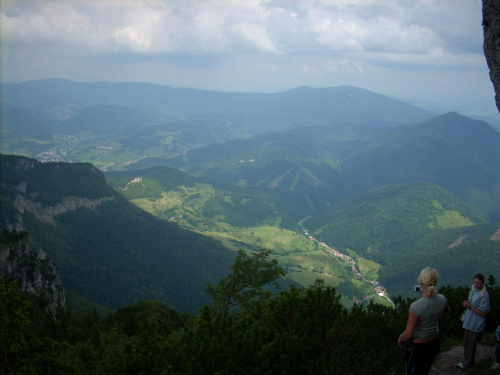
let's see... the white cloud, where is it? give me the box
[1,0,480,58]
[0,0,495,115]
[325,59,363,73]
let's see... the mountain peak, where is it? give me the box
[422,111,493,131]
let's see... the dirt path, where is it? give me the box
[430,343,497,374]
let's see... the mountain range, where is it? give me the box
[1,79,499,311]
[128,112,500,222]
[1,79,436,163]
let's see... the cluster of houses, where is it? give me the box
[169,210,183,221]
[303,229,387,299]
[36,135,79,162]
[36,149,66,162]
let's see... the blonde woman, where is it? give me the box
[398,267,451,375]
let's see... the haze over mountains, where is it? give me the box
[1,79,437,158]
[1,79,499,312]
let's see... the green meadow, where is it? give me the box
[116,180,387,306]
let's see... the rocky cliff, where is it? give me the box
[0,155,115,314]
[1,155,115,231]
[0,230,66,315]
[483,0,500,112]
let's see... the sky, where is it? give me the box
[1,0,498,116]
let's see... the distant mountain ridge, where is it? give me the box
[139,112,500,221]
[1,78,435,128]
[59,104,158,135]
[3,81,497,219]
[331,112,500,215]
[1,79,442,171]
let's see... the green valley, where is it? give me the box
[106,162,500,307]
[106,168,402,307]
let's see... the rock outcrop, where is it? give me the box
[1,155,115,230]
[482,0,500,112]
[13,195,114,225]
[0,231,66,315]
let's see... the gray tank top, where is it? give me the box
[409,294,447,340]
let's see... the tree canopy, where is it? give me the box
[2,249,499,375]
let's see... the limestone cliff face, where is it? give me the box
[13,194,114,226]
[0,232,66,315]
[483,0,500,112]
[2,156,115,230]
[0,155,115,313]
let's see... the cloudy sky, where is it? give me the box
[1,0,498,116]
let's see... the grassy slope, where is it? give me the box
[107,173,390,307]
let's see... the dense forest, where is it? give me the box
[0,154,238,313]
[2,249,500,375]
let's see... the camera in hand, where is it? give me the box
[414,285,422,292]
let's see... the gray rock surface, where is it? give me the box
[483,0,500,112]
[0,235,66,315]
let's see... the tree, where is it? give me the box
[0,278,42,375]
[487,274,496,288]
[205,249,284,321]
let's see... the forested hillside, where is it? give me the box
[149,112,500,222]
[378,222,500,297]
[306,182,486,251]
[304,183,500,297]
[2,250,500,375]
[0,154,236,312]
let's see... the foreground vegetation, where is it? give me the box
[2,250,499,375]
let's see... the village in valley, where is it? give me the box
[301,224,393,306]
